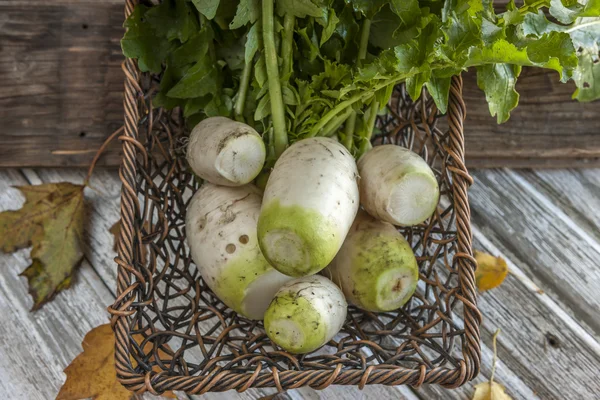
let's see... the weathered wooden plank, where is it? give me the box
[463,68,600,168]
[0,2,124,168]
[467,157,600,169]
[470,234,600,399]
[1,2,599,168]
[287,385,421,400]
[516,169,600,242]
[469,169,600,338]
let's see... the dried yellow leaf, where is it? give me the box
[57,324,175,400]
[0,183,85,310]
[472,381,512,400]
[474,250,508,291]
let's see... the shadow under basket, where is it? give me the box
[109,16,481,399]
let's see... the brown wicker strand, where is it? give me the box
[110,0,143,390]
[446,75,482,385]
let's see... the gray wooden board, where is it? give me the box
[469,169,600,338]
[517,169,600,245]
[2,167,600,399]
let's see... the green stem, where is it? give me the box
[357,100,379,157]
[281,14,295,78]
[565,19,600,33]
[321,107,354,137]
[362,100,379,141]
[262,0,288,157]
[342,112,356,151]
[344,18,371,151]
[308,75,406,137]
[358,19,371,67]
[234,60,253,122]
[356,100,379,159]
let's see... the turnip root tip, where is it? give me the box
[187,117,266,186]
[264,275,347,354]
[358,145,439,226]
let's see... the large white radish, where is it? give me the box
[185,183,293,320]
[264,275,347,354]
[186,117,266,186]
[324,210,419,312]
[358,145,439,226]
[258,137,359,277]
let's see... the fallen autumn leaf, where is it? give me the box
[56,324,175,400]
[474,250,509,291]
[0,183,85,310]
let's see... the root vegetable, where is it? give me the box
[358,145,439,226]
[258,137,360,277]
[264,275,347,354]
[186,117,266,186]
[324,210,419,312]
[185,182,293,320]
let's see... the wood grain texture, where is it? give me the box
[0,2,598,168]
[0,2,124,168]
[463,69,600,168]
[517,169,600,242]
[469,169,600,338]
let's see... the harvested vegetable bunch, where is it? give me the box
[122,0,600,163]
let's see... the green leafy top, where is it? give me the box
[121,0,600,159]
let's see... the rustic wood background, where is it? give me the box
[1,0,599,168]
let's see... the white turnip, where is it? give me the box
[257,137,359,277]
[324,210,419,312]
[358,145,439,226]
[186,117,266,186]
[185,182,293,320]
[264,275,347,354]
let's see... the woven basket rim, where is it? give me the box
[109,0,482,395]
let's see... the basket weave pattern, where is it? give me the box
[108,1,482,395]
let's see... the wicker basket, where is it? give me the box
[108,1,482,395]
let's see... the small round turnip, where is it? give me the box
[324,210,419,312]
[186,117,266,186]
[186,183,293,320]
[258,137,359,277]
[264,275,347,354]
[358,145,439,226]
